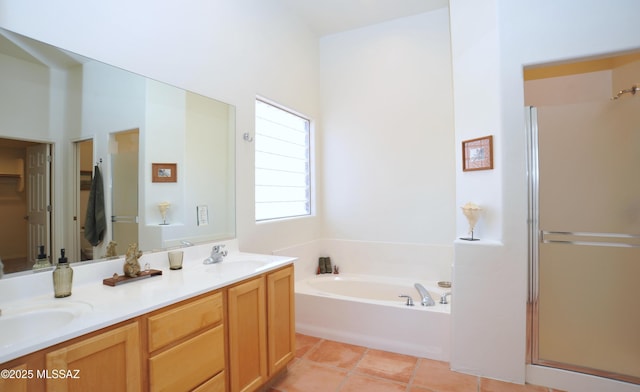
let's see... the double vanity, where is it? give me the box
[0,240,296,391]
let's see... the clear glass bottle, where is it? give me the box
[53,249,73,298]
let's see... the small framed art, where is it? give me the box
[152,163,177,183]
[462,135,493,171]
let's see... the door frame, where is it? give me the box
[73,138,94,262]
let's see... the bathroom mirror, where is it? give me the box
[0,28,235,275]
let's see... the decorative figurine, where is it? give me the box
[123,243,143,277]
[104,241,118,258]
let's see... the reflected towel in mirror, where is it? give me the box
[84,165,106,246]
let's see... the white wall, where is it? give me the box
[0,0,322,255]
[0,52,50,138]
[320,9,455,245]
[450,0,640,390]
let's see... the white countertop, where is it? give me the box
[0,239,296,363]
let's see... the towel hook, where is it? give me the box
[243,132,254,143]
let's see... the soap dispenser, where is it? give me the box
[33,245,51,270]
[53,249,73,298]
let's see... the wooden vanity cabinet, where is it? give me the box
[146,291,225,392]
[227,265,295,392]
[45,321,142,392]
[0,351,45,392]
[0,263,294,392]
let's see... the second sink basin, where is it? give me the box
[0,300,93,349]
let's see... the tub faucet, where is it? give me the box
[203,244,227,264]
[414,283,435,306]
[399,295,414,306]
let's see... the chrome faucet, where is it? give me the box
[399,294,414,306]
[414,283,435,306]
[440,292,452,304]
[203,244,227,264]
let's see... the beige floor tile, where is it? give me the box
[272,360,348,392]
[307,340,366,370]
[355,349,418,384]
[409,386,436,392]
[412,358,478,392]
[295,333,321,358]
[339,373,408,392]
[274,335,560,392]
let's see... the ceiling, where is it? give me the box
[0,1,450,66]
[278,0,449,37]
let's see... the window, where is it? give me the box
[255,99,311,221]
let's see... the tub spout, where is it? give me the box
[414,283,435,306]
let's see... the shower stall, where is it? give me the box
[527,94,640,384]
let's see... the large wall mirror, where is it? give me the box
[0,27,236,275]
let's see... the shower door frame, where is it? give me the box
[525,106,640,385]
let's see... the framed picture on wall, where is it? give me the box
[152,163,177,183]
[462,135,493,171]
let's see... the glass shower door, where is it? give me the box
[529,99,640,384]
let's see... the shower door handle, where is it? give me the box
[111,215,139,223]
[541,231,640,248]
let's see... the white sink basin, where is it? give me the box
[205,260,269,276]
[0,300,93,349]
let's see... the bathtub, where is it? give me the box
[295,274,451,361]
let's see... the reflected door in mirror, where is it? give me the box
[111,130,139,252]
[26,144,51,264]
[0,138,51,273]
[76,139,94,261]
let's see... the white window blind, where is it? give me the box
[255,99,310,221]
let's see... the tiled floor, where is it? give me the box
[269,334,564,392]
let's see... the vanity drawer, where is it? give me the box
[148,292,223,352]
[149,324,225,391]
[193,370,226,392]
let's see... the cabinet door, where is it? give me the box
[267,265,295,375]
[227,277,267,392]
[45,322,141,392]
[0,351,45,392]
